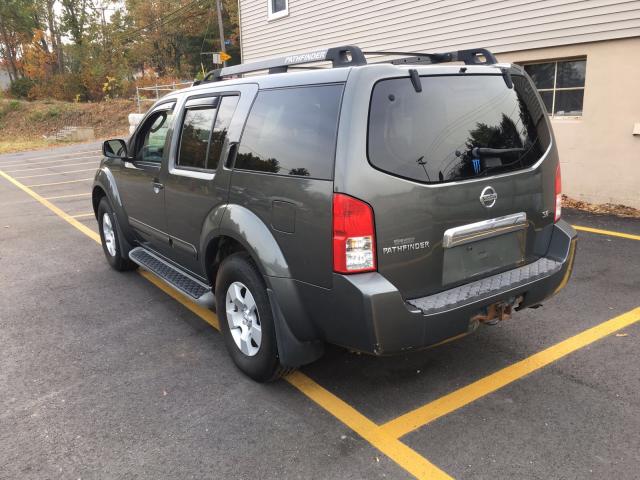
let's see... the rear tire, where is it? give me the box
[97,197,136,272]
[215,252,290,382]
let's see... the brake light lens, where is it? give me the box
[333,194,376,273]
[555,163,562,222]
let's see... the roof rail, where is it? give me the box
[363,48,497,66]
[195,45,366,84]
[193,45,497,85]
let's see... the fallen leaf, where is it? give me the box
[615,333,628,337]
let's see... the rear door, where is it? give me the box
[163,85,256,278]
[361,71,557,299]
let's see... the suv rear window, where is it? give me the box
[235,84,343,179]
[368,74,550,183]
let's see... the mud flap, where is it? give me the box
[267,288,324,368]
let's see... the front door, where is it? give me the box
[163,85,256,278]
[118,102,175,254]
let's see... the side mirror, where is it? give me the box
[103,139,128,159]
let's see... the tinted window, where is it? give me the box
[368,74,550,183]
[208,96,239,170]
[235,85,343,179]
[138,110,174,163]
[178,107,217,170]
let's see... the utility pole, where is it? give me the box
[215,0,227,67]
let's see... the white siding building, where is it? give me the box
[238,0,640,208]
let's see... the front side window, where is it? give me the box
[368,74,550,184]
[178,107,217,170]
[235,85,343,180]
[137,109,174,163]
[522,59,586,117]
[268,0,288,19]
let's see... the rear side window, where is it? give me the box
[178,107,217,170]
[368,74,550,183]
[235,84,343,179]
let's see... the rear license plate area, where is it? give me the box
[442,231,526,286]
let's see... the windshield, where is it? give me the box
[368,73,550,183]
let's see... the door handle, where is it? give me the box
[152,182,164,194]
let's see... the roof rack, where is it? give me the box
[363,48,498,66]
[195,45,497,84]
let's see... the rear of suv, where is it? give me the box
[94,46,576,381]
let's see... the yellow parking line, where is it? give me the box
[0,150,99,165]
[16,168,98,179]
[381,306,640,439]
[4,160,100,172]
[138,270,220,329]
[0,167,451,480]
[573,225,640,242]
[0,170,100,243]
[44,192,92,200]
[28,177,94,188]
[286,371,452,479]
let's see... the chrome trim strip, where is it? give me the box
[168,165,215,180]
[443,212,527,248]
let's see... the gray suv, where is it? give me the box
[93,46,577,381]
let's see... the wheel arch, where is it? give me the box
[201,205,323,367]
[93,167,135,252]
[200,203,291,286]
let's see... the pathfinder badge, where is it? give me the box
[383,237,430,255]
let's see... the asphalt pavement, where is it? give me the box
[1,142,639,479]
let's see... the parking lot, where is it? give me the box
[1,142,639,480]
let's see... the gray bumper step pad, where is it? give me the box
[408,257,563,314]
[129,247,211,301]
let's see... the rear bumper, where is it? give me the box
[320,220,577,355]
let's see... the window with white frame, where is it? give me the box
[268,0,288,20]
[521,59,586,117]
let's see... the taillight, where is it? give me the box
[554,163,562,222]
[333,194,376,273]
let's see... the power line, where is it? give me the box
[113,0,206,42]
[114,1,202,42]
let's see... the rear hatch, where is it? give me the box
[366,70,557,299]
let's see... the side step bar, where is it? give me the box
[129,247,215,308]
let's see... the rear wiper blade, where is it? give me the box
[471,147,524,157]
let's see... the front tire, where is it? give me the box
[215,253,289,382]
[97,197,136,271]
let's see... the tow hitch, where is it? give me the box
[472,296,523,325]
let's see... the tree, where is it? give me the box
[0,0,40,80]
[60,0,93,45]
[0,0,241,100]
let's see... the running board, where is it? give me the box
[129,247,215,308]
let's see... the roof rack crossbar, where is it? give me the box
[364,48,497,66]
[197,45,366,84]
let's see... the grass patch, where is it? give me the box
[28,106,62,122]
[0,99,23,123]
